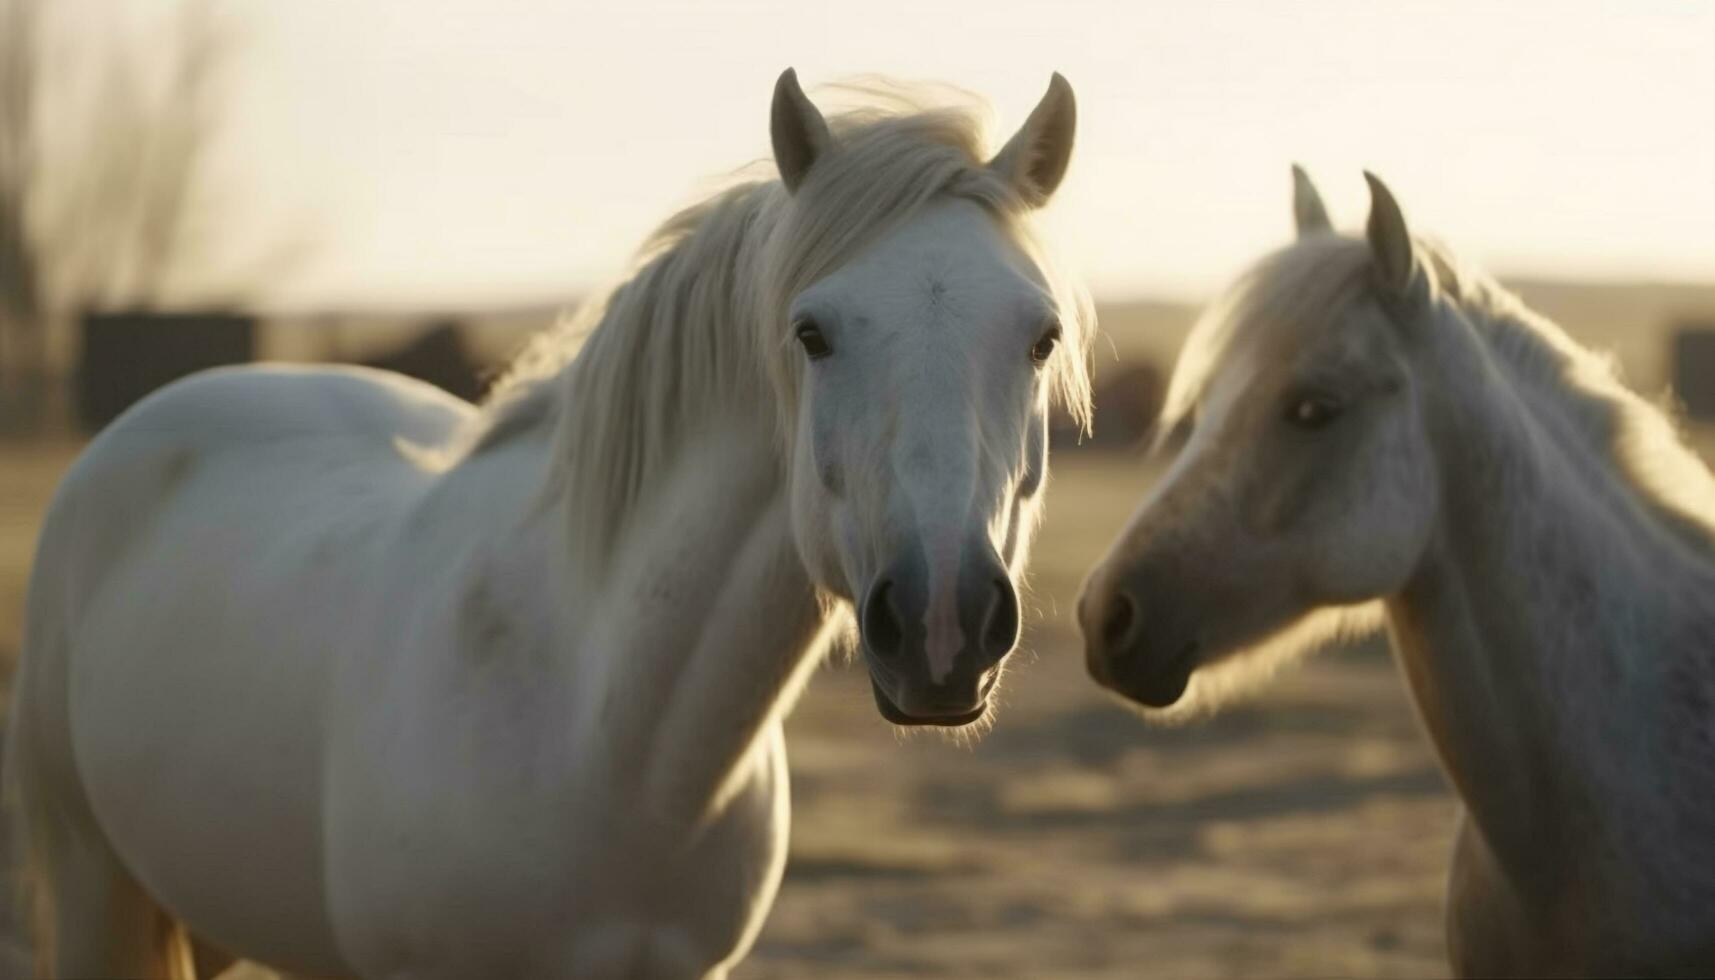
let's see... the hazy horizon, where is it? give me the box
[55,0,1715,312]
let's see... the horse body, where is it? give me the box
[1081,170,1715,976]
[13,366,464,975]
[1382,313,1715,974]
[19,363,813,977]
[319,400,817,978]
[7,70,1090,978]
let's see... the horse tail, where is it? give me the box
[4,495,70,976]
[3,487,85,974]
[3,486,197,979]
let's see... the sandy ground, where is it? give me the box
[750,421,1715,978]
[0,442,1458,978]
[742,457,1454,979]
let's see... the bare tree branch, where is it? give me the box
[0,0,41,324]
[0,0,313,387]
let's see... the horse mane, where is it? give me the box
[1158,236,1372,443]
[1164,231,1715,553]
[459,81,1095,560]
[1420,239,1715,553]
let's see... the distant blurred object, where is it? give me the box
[1,0,307,406]
[1672,324,1715,421]
[0,0,45,382]
[0,364,64,437]
[77,311,255,431]
[360,319,489,403]
[1050,361,1163,452]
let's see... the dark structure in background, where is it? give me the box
[78,310,255,431]
[74,314,491,436]
[1673,323,1715,421]
[360,319,488,403]
[1050,362,1164,452]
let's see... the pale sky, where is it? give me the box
[89,0,1715,309]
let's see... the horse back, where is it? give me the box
[89,362,474,457]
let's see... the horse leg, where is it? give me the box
[190,935,238,978]
[1446,810,1543,978]
[190,945,349,980]
[42,830,194,979]
[6,645,191,976]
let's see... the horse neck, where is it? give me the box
[569,415,829,819]
[433,417,826,829]
[1384,300,1715,889]
[509,191,834,821]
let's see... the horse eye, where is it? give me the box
[795,319,831,360]
[1284,394,1343,429]
[1030,324,1062,365]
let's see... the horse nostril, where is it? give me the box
[982,578,1020,660]
[862,578,905,659]
[1101,591,1137,651]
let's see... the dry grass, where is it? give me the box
[0,441,78,679]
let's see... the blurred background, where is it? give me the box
[0,0,1712,976]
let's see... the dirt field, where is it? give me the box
[744,456,1453,979]
[0,441,1456,978]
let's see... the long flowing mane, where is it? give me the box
[1426,241,1715,555]
[1166,233,1715,552]
[460,83,1094,558]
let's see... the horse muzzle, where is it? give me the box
[1078,568,1200,709]
[858,546,1018,727]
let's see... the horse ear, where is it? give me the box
[1291,164,1331,237]
[989,73,1077,207]
[1364,171,1422,303]
[771,68,832,194]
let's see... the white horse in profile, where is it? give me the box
[1080,168,1715,976]
[4,69,1091,979]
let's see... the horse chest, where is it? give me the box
[324,667,791,977]
[1448,803,1715,976]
